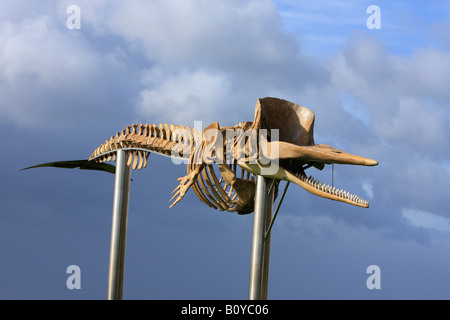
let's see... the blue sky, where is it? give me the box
[1,0,450,299]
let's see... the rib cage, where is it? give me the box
[88,122,256,213]
[192,161,254,213]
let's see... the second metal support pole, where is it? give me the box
[249,176,274,300]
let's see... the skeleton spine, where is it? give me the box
[88,123,197,170]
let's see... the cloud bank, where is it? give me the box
[2,0,450,299]
[1,0,449,234]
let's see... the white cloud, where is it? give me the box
[362,181,374,199]
[403,208,450,232]
[0,17,93,87]
[0,0,325,131]
[137,68,232,124]
[0,14,135,129]
[68,0,327,124]
[76,0,291,69]
[395,48,450,101]
[329,35,450,156]
[375,96,449,150]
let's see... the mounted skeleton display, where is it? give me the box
[26,97,378,213]
[23,97,378,300]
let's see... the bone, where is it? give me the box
[164,123,171,140]
[132,150,138,169]
[85,97,376,212]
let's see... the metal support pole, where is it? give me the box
[107,150,131,300]
[249,176,274,300]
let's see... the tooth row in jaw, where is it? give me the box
[296,173,369,206]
